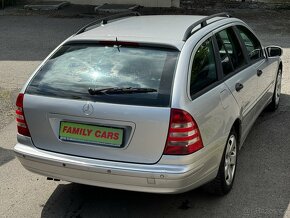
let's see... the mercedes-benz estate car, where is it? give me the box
[14,12,283,195]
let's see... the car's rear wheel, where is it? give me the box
[268,68,282,111]
[204,129,238,195]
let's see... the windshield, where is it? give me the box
[26,44,179,107]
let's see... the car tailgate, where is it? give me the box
[23,94,170,164]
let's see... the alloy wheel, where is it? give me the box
[275,70,282,106]
[224,135,237,186]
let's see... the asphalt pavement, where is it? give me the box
[0,9,289,218]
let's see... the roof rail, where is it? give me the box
[75,11,141,35]
[182,12,231,41]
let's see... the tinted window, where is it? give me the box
[26,44,178,107]
[237,25,263,61]
[216,28,246,76]
[190,38,217,96]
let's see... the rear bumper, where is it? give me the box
[14,143,219,194]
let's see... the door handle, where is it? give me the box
[257,69,263,77]
[235,83,244,92]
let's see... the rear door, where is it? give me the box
[235,25,277,106]
[214,26,258,129]
[24,44,178,164]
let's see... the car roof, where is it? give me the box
[69,15,230,50]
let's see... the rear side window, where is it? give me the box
[215,27,246,76]
[236,25,263,61]
[26,44,179,107]
[190,38,218,96]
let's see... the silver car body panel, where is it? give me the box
[15,15,282,193]
[70,15,208,51]
[15,133,222,193]
[24,95,171,164]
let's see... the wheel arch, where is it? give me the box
[232,118,242,148]
[279,61,283,72]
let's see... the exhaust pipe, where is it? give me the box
[47,177,60,181]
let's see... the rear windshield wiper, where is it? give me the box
[88,87,157,95]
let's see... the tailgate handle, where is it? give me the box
[235,83,244,92]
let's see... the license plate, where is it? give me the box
[59,121,123,147]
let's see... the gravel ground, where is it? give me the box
[0,88,16,130]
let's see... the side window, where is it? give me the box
[236,25,263,61]
[215,27,247,76]
[190,38,218,96]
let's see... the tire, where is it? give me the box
[204,129,238,195]
[268,68,282,111]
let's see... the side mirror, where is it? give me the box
[266,46,283,57]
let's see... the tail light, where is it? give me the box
[16,93,31,137]
[164,109,203,155]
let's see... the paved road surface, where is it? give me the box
[0,10,289,218]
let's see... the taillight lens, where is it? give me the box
[16,93,30,137]
[164,109,203,155]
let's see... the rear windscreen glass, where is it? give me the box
[26,44,179,107]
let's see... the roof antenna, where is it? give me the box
[115,37,120,52]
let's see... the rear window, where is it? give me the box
[26,44,179,107]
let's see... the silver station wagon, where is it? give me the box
[14,12,283,195]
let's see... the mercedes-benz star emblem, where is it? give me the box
[82,103,94,116]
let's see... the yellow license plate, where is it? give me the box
[59,122,123,147]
